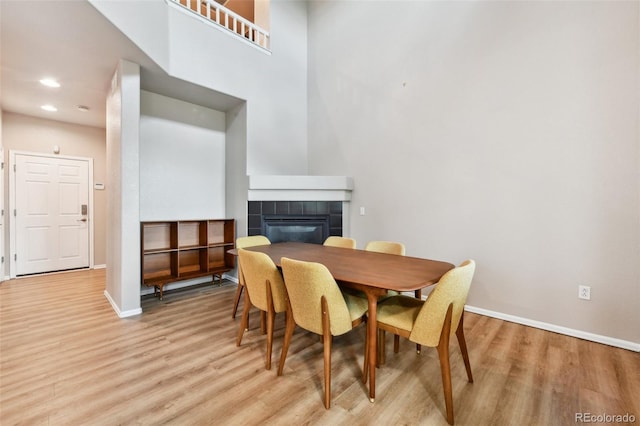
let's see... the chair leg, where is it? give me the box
[394,334,400,353]
[437,304,455,425]
[236,290,251,346]
[323,331,332,409]
[278,304,296,376]
[265,280,274,370]
[377,329,386,366]
[414,289,422,354]
[260,311,267,335]
[232,282,244,318]
[265,308,275,370]
[363,326,369,384]
[437,340,454,425]
[455,312,473,383]
[321,296,331,409]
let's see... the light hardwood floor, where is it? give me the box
[1,269,638,425]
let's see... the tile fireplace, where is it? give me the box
[247,176,353,244]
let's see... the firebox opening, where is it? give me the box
[262,215,330,244]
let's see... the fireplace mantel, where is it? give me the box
[248,175,353,201]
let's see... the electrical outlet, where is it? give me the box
[578,285,591,300]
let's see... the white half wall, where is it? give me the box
[105,60,142,317]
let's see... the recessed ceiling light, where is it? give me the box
[41,105,58,112]
[39,78,61,88]
[77,105,90,112]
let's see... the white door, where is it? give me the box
[14,154,90,275]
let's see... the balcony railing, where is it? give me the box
[170,0,270,51]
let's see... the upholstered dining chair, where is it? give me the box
[236,248,288,370]
[232,235,271,319]
[364,240,409,352]
[374,260,476,425]
[278,257,368,409]
[364,240,406,256]
[323,236,357,249]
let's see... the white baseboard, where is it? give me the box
[224,273,238,284]
[93,264,106,270]
[465,305,640,353]
[104,290,142,318]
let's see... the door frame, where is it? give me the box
[9,150,94,279]
[1,146,4,281]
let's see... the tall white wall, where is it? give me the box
[307,1,640,345]
[139,91,226,221]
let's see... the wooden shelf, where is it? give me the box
[141,219,235,300]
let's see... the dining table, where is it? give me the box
[240,241,454,402]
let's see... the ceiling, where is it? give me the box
[1,0,243,129]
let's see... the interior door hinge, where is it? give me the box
[14,209,17,217]
[14,254,17,261]
[13,164,16,172]
[1,256,4,264]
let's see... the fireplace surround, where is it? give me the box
[246,175,353,244]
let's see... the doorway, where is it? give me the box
[9,151,94,277]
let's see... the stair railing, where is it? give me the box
[170,0,270,51]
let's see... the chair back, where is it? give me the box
[281,257,353,336]
[236,235,271,249]
[236,236,271,286]
[323,236,356,249]
[237,249,287,313]
[364,240,406,256]
[409,260,476,347]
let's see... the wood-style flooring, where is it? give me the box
[1,269,638,425]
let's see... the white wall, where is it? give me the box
[307,1,640,345]
[140,91,226,221]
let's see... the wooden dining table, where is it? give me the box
[240,241,454,402]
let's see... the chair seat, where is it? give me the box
[377,295,424,333]
[342,291,369,322]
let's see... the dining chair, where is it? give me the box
[236,248,288,370]
[364,240,406,256]
[374,259,476,425]
[232,235,271,319]
[323,236,357,249]
[364,240,411,353]
[278,257,369,409]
